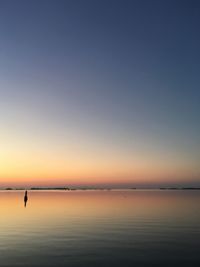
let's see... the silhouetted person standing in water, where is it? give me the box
[24,190,28,207]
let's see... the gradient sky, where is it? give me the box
[0,0,200,187]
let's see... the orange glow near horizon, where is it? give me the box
[0,122,199,187]
[0,151,199,187]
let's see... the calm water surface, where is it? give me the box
[0,190,200,267]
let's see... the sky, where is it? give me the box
[0,0,200,188]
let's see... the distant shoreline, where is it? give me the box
[1,187,200,191]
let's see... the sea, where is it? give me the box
[0,190,200,267]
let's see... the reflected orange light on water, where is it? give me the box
[0,190,199,228]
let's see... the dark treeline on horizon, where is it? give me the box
[2,187,200,191]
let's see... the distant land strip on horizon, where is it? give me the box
[1,187,200,191]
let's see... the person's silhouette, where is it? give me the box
[24,190,28,207]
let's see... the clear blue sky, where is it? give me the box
[0,0,200,187]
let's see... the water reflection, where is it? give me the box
[0,190,200,267]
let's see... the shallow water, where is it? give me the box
[0,190,200,267]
